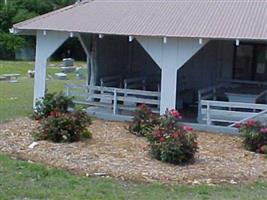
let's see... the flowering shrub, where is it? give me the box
[237,120,267,154]
[33,92,74,120]
[129,104,159,137]
[147,109,198,165]
[33,110,92,143]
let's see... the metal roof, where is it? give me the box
[13,0,267,40]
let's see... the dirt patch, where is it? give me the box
[1,118,267,185]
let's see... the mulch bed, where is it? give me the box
[1,118,267,185]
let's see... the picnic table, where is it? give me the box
[2,74,20,82]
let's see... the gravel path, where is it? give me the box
[1,118,267,185]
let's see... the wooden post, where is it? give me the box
[113,89,117,115]
[207,102,211,125]
[142,79,146,90]
[213,87,216,100]
[89,35,98,87]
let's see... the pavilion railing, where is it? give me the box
[200,100,267,127]
[65,84,160,115]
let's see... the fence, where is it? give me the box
[65,84,160,115]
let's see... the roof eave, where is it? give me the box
[11,27,36,36]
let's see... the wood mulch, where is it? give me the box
[1,118,267,185]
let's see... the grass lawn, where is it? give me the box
[1,60,267,199]
[0,60,86,122]
[1,154,267,200]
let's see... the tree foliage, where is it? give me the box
[0,0,76,59]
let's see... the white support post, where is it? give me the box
[136,36,209,115]
[33,31,69,107]
[34,51,48,104]
[160,67,177,114]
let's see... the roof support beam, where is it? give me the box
[33,31,69,107]
[136,36,208,114]
[78,33,98,87]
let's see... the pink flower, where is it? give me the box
[171,133,179,138]
[159,137,165,142]
[183,125,193,132]
[260,128,267,134]
[169,109,182,120]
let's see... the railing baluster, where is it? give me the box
[113,89,117,115]
[207,102,211,125]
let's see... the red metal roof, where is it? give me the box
[13,0,267,40]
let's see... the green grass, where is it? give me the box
[0,154,267,200]
[1,60,267,199]
[0,60,86,122]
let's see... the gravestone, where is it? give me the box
[61,58,76,73]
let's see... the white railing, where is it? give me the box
[200,100,267,126]
[65,84,160,115]
[197,80,267,125]
[197,83,228,121]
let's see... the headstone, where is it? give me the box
[55,72,67,80]
[63,58,74,67]
[61,58,76,73]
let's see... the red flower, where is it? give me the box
[234,122,241,128]
[154,130,163,138]
[138,104,146,110]
[183,125,193,132]
[245,120,257,127]
[171,133,179,138]
[259,145,267,153]
[159,137,165,142]
[169,109,182,120]
[48,111,58,117]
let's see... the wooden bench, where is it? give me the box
[124,77,146,90]
[100,75,123,88]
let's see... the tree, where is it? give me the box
[0,0,75,59]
